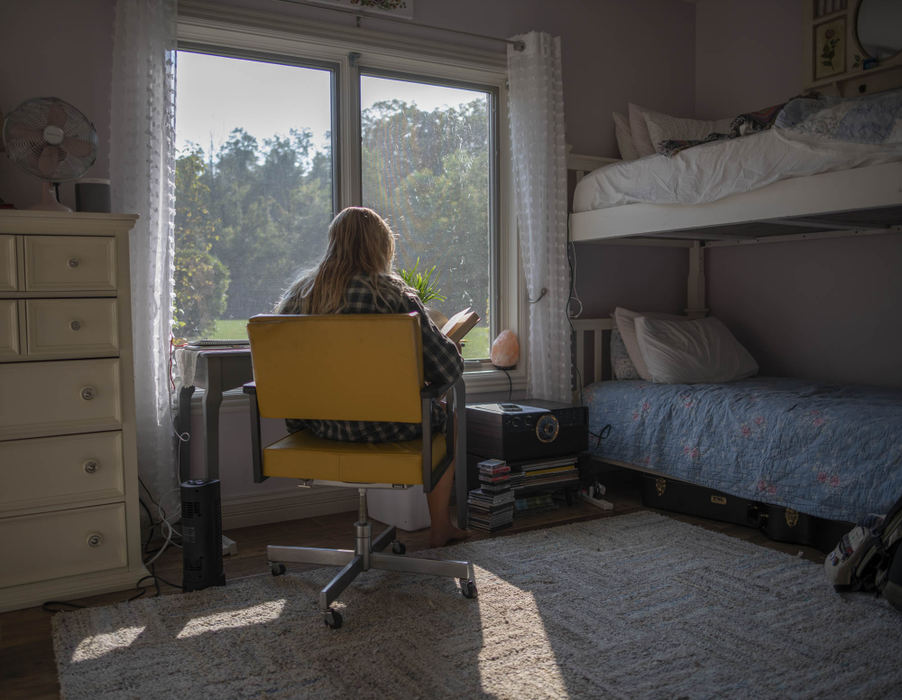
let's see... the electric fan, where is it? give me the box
[2,97,98,211]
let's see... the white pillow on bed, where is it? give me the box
[612,112,639,161]
[627,103,657,157]
[613,307,686,381]
[635,316,758,384]
[642,108,733,153]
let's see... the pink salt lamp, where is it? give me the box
[491,329,519,369]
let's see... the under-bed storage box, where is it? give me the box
[639,474,853,553]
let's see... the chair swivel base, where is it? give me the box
[268,520,477,629]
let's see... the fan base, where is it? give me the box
[30,182,71,212]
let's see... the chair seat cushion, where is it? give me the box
[262,429,448,485]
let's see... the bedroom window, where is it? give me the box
[174,23,512,378]
[360,73,495,360]
[174,49,336,340]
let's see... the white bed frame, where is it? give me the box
[569,159,902,246]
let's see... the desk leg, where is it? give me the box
[177,385,195,483]
[202,376,223,481]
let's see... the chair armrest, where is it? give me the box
[421,376,465,494]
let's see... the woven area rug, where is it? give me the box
[53,511,901,699]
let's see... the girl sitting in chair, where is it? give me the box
[275,206,469,548]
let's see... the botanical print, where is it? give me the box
[814,17,845,80]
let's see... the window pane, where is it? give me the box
[174,51,334,340]
[360,75,492,360]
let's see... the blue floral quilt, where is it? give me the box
[584,377,902,523]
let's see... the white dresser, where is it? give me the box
[0,210,148,611]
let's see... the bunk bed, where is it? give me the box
[568,88,902,551]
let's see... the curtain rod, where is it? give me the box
[274,0,525,51]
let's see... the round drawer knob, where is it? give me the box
[70,320,82,331]
[83,460,99,474]
[67,257,80,269]
[87,533,104,548]
[81,386,97,401]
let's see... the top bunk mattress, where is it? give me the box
[573,89,902,223]
[573,127,902,213]
[583,377,902,524]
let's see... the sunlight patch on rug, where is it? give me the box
[71,626,144,663]
[475,591,569,697]
[175,599,286,639]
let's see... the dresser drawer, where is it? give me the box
[25,298,118,357]
[24,236,117,292]
[0,432,124,513]
[0,299,21,360]
[0,359,121,440]
[0,235,16,291]
[0,503,127,587]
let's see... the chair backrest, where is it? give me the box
[247,313,425,423]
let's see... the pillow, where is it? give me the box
[635,316,758,384]
[627,103,656,157]
[642,108,733,154]
[610,328,640,380]
[612,112,639,161]
[613,307,686,381]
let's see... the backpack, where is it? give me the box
[825,493,902,611]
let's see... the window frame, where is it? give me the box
[176,16,524,395]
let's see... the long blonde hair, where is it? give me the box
[276,207,402,314]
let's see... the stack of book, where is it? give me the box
[467,458,514,533]
[511,455,580,494]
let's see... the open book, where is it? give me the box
[440,307,480,344]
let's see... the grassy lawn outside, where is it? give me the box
[208,319,489,359]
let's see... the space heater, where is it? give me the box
[180,479,226,591]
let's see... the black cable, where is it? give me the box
[503,368,513,401]
[589,423,612,449]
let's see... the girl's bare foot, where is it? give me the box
[429,523,472,548]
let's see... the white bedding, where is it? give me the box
[572,128,902,213]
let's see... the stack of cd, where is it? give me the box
[467,458,514,532]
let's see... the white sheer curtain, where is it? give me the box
[507,32,572,403]
[110,0,179,519]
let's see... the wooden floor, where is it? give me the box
[0,480,825,699]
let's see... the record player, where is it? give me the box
[466,399,588,463]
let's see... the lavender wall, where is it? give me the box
[1,0,115,210]
[571,243,688,319]
[694,0,804,118]
[707,235,902,387]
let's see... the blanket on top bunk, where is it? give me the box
[572,89,902,211]
[583,377,902,524]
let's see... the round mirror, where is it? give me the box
[857,0,902,61]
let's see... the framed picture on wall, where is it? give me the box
[814,17,846,80]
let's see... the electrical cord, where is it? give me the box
[589,423,612,449]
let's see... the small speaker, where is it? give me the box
[75,178,111,213]
[181,479,225,592]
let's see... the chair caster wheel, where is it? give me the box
[460,579,477,599]
[392,540,406,555]
[323,609,343,629]
[270,562,286,576]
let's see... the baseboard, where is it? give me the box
[221,487,358,530]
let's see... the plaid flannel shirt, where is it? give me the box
[285,274,463,443]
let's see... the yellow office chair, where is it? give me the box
[243,312,476,629]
